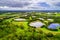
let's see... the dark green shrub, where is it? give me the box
[46,32,53,37]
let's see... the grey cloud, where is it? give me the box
[54,2,60,7]
[37,2,50,7]
[0,0,60,10]
[0,0,31,7]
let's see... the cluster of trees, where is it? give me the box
[0,19,60,40]
[0,24,60,40]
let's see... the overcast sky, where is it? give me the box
[0,0,60,10]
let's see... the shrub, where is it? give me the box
[46,32,53,37]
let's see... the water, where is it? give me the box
[14,18,26,21]
[29,21,45,28]
[48,23,60,29]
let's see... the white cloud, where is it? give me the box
[0,6,10,8]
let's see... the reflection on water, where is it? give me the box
[48,23,60,29]
[29,21,45,28]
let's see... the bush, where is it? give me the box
[46,32,53,37]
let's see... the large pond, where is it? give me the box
[29,21,45,28]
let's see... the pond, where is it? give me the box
[14,18,26,21]
[48,23,60,30]
[47,19,54,22]
[29,21,45,28]
[38,18,44,21]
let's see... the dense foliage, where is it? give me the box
[0,12,60,40]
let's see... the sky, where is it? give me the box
[0,0,60,10]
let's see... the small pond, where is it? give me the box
[38,18,44,20]
[48,23,60,30]
[14,18,26,21]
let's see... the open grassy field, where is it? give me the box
[0,12,60,40]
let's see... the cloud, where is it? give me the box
[53,2,60,7]
[0,6,9,8]
[0,0,60,10]
[0,0,32,7]
[36,2,50,7]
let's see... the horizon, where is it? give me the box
[0,10,60,12]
